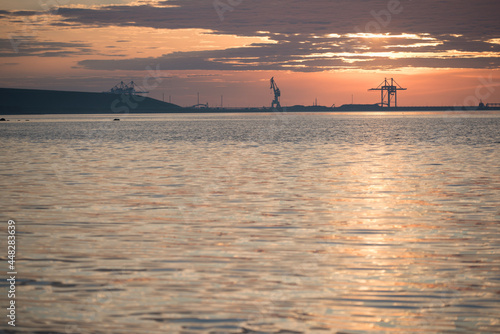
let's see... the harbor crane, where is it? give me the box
[270,77,281,110]
[369,78,406,107]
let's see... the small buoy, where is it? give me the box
[113,118,120,121]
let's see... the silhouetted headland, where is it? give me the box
[0,87,182,114]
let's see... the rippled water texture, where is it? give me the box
[1,112,500,333]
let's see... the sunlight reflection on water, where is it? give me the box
[1,113,499,333]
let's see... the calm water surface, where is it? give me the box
[1,112,500,333]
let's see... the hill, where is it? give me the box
[0,87,182,114]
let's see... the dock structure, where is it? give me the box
[369,78,407,107]
[108,81,148,95]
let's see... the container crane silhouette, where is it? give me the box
[369,78,406,107]
[270,77,281,110]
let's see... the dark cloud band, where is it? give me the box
[3,0,499,71]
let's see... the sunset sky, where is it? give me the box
[1,0,499,107]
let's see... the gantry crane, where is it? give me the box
[369,78,406,107]
[270,77,281,110]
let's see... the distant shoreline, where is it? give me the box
[1,87,497,115]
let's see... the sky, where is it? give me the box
[0,0,499,107]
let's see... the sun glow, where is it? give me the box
[487,38,500,45]
[303,50,500,61]
[383,42,444,49]
[344,33,432,40]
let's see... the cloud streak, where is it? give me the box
[0,38,93,57]
[52,0,499,37]
[77,33,500,72]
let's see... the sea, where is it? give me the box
[1,111,499,333]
